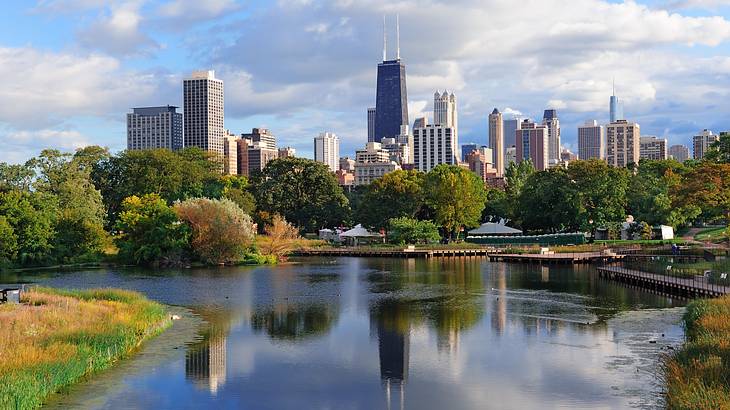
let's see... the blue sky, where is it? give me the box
[1,0,730,163]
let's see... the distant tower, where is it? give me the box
[314,132,340,172]
[578,120,604,160]
[488,108,504,176]
[374,16,409,142]
[542,109,560,165]
[367,107,376,142]
[609,80,623,123]
[183,70,224,155]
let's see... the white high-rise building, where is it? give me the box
[488,108,504,176]
[413,124,458,172]
[183,70,224,155]
[434,91,457,128]
[606,120,640,167]
[639,136,668,160]
[223,131,239,175]
[314,132,340,172]
[578,120,604,160]
[126,106,183,151]
[542,109,561,165]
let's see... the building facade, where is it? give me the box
[374,56,408,142]
[578,120,604,160]
[413,124,458,172]
[606,120,640,167]
[542,109,561,165]
[505,145,517,166]
[434,91,457,128]
[242,128,276,150]
[314,132,340,172]
[126,106,183,151]
[367,107,376,142]
[466,147,496,184]
[460,143,478,163]
[278,147,296,158]
[639,136,668,160]
[669,144,690,162]
[183,70,224,155]
[223,132,238,175]
[693,129,719,160]
[354,162,401,186]
[488,108,504,176]
[515,119,549,171]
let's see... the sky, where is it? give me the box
[1,0,730,163]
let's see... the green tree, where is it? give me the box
[482,188,509,223]
[518,168,580,232]
[0,190,57,266]
[115,194,190,266]
[174,198,256,264]
[627,159,696,228]
[356,170,425,230]
[32,150,108,261]
[388,217,441,244]
[423,165,487,238]
[220,175,257,215]
[567,160,629,232]
[504,160,535,226]
[0,162,35,192]
[0,216,18,266]
[704,132,730,163]
[675,163,730,222]
[94,148,224,227]
[250,157,349,232]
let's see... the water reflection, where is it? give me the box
[250,304,338,341]
[185,325,227,394]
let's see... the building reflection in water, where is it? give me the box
[490,263,508,335]
[185,325,227,394]
[371,299,410,410]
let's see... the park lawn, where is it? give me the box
[694,226,729,243]
[666,295,730,410]
[0,287,170,409]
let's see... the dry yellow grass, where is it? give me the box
[0,288,169,409]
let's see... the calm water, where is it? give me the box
[2,257,687,410]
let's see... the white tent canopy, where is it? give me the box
[468,222,523,236]
[339,224,381,238]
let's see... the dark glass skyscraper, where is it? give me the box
[374,59,409,142]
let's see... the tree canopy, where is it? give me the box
[356,170,425,229]
[423,165,487,237]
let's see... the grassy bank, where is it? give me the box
[666,295,730,409]
[0,288,170,409]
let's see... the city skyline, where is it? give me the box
[1,1,730,163]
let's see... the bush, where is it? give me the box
[259,215,299,261]
[115,194,190,266]
[175,198,255,264]
[388,217,441,245]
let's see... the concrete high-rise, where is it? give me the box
[606,120,640,167]
[503,117,522,166]
[639,136,668,160]
[314,132,340,172]
[183,70,224,155]
[374,17,408,142]
[126,106,183,151]
[578,120,604,160]
[515,119,549,171]
[413,124,458,172]
[542,109,561,165]
[434,91,457,128]
[367,107,376,142]
[223,131,238,175]
[461,143,478,162]
[693,129,719,160]
[238,128,278,176]
[669,145,690,162]
[488,108,504,176]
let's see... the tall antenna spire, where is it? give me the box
[396,14,400,60]
[612,77,615,96]
[383,15,387,61]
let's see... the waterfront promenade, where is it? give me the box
[598,266,729,298]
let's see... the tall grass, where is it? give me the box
[0,287,170,409]
[665,295,730,409]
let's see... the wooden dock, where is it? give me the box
[488,252,625,264]
[598,266,729,298]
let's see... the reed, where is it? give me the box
[0,287,169,409]
[665,295,730,409]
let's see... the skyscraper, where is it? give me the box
[223,131,238,175]
[693,129,719,160]
[639,136,668,160]
[367,107,376,142]
[413,124,458,172]
[126,106,183,151]
[542,109,561,165]
[183,70,224,155]
[503,117,522,166]
[606,120,640,167]
[515,119,549,171]
[609,81,623,123]
[434,91,457,128]
[314,132,340,172]
[669,144,690,162]
[488,108,504,176]
[578,120,604,160]
[374,16,408,142]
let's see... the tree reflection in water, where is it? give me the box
[250,304,338,341]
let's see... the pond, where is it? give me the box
[1,257,686,409]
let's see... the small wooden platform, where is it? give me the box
[488,252,625,264]
[598,266,729,298]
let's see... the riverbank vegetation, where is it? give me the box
[0,287,170,409]
[665,295,730,409]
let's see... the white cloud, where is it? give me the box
[0,47,160,128]
[0,128,93,164]
[156,0,239,23]
[77,1,158,56]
